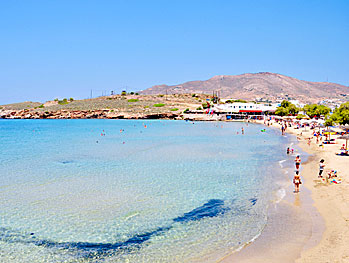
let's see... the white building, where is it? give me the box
[214,102,277,114]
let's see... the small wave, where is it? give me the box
[232,231,263,253]
[275,188,286,203]
[278,160,286,168]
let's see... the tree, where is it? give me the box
[275,107,288,116]
[328,102,349,125]
[303,104,331,118]
[275,100,299,116]
[281,100,291,108]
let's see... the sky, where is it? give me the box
[0,0,348,104]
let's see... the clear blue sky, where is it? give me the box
[0,0,348,104]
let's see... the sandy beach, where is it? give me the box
[220,120,349,263]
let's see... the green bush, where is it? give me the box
[128,99,139,102]
[170,108,179,111]
[58,98,69,105]
[158,94,164,97]
[54,98,58,101]
[153,103,165,107]
[38,104,44,108]
[184,108,190,113]
[135,93,139,95]
[196,107,202,110]
[130,92,134,95]
[296,114,305,120]
[69,98,74,101]
[121,91,127,96]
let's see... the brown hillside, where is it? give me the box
[140,72,349,103]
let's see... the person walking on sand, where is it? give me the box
[319,159,325,178]
[295,155,301,170]
[293,170,302,193]
[281,125,285,135]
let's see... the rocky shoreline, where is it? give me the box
[0,109,185,120]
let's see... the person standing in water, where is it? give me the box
[241,127,244,134]
[281,125,285,135]
[293,170,302,193]
[295,155,301,170]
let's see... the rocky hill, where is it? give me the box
[140,72,349,103]
[0,94,209,119]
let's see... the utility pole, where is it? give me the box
[90,90,92,99]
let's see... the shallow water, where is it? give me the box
[0,120,290,262]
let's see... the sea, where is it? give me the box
[0,119,295,262]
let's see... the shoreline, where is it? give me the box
[217,121,324,263]
[220,120,349,263]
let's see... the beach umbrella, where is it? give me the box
[323,128,335,140]
[301,119,310,131]
[323,128,335,133]
[337,135,349,150]
[340,125,349,132]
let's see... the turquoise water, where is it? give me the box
[0,120,290,262]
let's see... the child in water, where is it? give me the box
[293,171,302,193]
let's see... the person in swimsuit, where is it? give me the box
[319,159,325,178]
[293,170,302,193]
[295,155,301,170]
